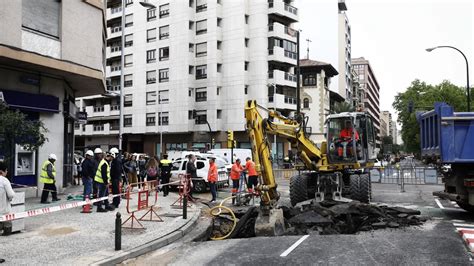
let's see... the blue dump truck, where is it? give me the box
[417,102,474,212]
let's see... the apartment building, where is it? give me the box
[338,0,352,102]
[75,0,299,157]
[351,57,381,146]
[0,0,105,191]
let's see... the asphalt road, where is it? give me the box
[126,173,474,265]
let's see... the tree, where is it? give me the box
[0,102,48,168]
[332,101,355,114]
[392,79,471,153]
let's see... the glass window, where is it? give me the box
[125,34,133,47]
[194,110,207,124]
[146,70,156,84]
[146,113,156,126]
[147,28,156,42]
[196,161,205,169]
[217,17,222,27]
[159,47,169,61]
[159,90,169,103]
[189,21,194,30]
[245,38,249,47]
[22,0,60,38]
[159,112,169,126]
[159,4,169,18]
[217,41,222,50]
[159,25,169,39]
[244,85,248,95]
[303,98,309,108]
[125,0,133,6]
[217,109,222,119]
[124,54,133,67]
[196,42,207,57]
[189,65,194,74]
[125,14,133,27]
[146,49,156,63]
[217,64,222,73]
[146,91,156,105]
[124,94,133,107]
[244,61,249,71]
[189,43,194,52]
[196,0,207,12]
[147,8,156,21]
[245,14,249,24]
[159,68,169,82]
[195,87,207,102]
[196,20,207,35]
[124,114,132,127]
[124,74,133,87]
[303,74,317,86]
[196,65,207,79]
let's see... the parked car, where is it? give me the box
[169,157,228,192]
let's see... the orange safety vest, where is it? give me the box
[230,163,243,180]
[340,128,360,140]
[245,160,257,176]
[208,163,218,182]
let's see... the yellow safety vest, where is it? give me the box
[40,160,56,184]
[160,159,172,166]
[94,159,111,184]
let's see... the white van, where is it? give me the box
[209,149,252,164]
[169,157,228,192]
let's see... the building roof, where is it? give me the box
[300,59,338,77]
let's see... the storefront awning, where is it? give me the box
[0,89,59,113]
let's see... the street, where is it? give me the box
[125,173,474,265]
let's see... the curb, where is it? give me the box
[91,208,201,266]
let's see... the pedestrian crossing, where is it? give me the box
[454,221,474,253]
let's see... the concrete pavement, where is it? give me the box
[0,185,201,265]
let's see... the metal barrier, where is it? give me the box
[370,166,441,185]
[122,180,163,229]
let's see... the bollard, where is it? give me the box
[115,212,122,251]
[183,195,188,219]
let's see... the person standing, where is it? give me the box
[244,157,258,194]
[230,159,243,204]
[145,156,159,190]
[207,157,218,203]
[109,148,122,208]
[92,148,103,200]
[81,150,95,200]
[40,154,60,204]
[186,154,197,200]
[124,154,138,191]
[95,152,114,212]
[0,162,15,236]
[159,154,172,196]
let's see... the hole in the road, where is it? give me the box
[204,201,428,240]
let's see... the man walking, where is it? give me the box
[81,150,95,200]
[94,152,114,212]
[109,148,122,208]
[159,154,172,197]
[40,154,61,204]
[207,157,218,203]
[0,162,15,236]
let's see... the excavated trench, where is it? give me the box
[209,200,427,239]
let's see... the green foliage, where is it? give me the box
[393,79,472,153]
[0,102,48,163]
[332,101,355,114]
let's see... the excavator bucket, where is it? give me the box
[254,208,286,236]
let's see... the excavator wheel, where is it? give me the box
[350,174,370,203]
[290,174,308,206]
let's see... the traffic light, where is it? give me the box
[211,138,215,148]
[227,130,234,148]
[233,140,237,149]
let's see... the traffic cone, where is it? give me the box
[81,195,92,213]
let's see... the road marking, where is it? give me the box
[435,198,445,209]
[280,235,309,257]
[453,223,474,228]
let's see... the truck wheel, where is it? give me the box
[290,174,308,206]
[456,202,474,213]
[350,174,370,203]
[193,180,207,193]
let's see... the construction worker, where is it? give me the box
[230,159,243,204]
[95,152,114,212]
[92,147,103,200]
[244,157,258,194]
[81,150,95,200]
[338,120,360,158]
[207,157,218,203]
[109,148,122,208]
[159,154,172,197]
[40,154,61,203]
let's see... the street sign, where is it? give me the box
[424,169,438,184]
[76,111,88,124]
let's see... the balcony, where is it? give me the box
[106,65,121,77]
[82,123,119,136]
[268,23,297,42]
[269,93,297,110]
[268,70,297,87]
[106,6,122,20]
[268,46,297,65]
[106,46,121,59]
[268,0,298,22]
[86,104,120,118]
[107,26,122,39]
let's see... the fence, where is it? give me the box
[370,166,441,185]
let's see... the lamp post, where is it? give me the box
[118,0,125,151]
[269,83,277,167]
[426,45,470,112]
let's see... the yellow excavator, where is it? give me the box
[244,100,377,236]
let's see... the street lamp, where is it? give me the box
[426,45,471,112]
[268,83,277,167]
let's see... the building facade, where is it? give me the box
[351,57,381,146]
[337,0,352,102]
[76,0,299,159]
[0,0,105,193]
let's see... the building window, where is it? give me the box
[159,47,169,61]
[124,114,132,127]
[196,65,207,79]
[217,87,221,95]
[125,0,133,6]
[217,109,222,119]
[189,21,194,30]
[159,68,169,82]
[217,41,222,50]
[217,64,222,73]
[146,91,156,105]
[146,113,156,126]
[194,110,207,124]
[196,20,207,35]
[189,65,194,75]
[159,112,169,126]
[196,42,207,57]
[125,34,133,47]
[217,17,222,27]
[303,74,317,86]
[124,74,133,87]
[196,0,207,12]
[125,14,133,27]
[22,0,60,38]
[146,70,156,84]
[188,110,194,119]
[159,90,169,103]
[303,98,309,109]
[147,8,156,21]
[245,38,249,47]
[195,87,207,102]
[189,43,194,52]
[245,14,249,24]
[244,61,249,71]
[124,94,133,107]
[189,88,193,97]
[159,3,170,18]
[147,28,156,42]
[189,0,194,7]
[244,85,248,95]
[125,54,133,67]
[147,49,156,63]
[159,25,169,39]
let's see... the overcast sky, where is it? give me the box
[296,0,473,123]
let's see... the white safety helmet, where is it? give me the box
[85,150,94,157]
[48,153,57,160]
[110,147,119,155]
[94,148,103,154]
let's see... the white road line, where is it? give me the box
[455,227,474,232]
[452,219,466,223]
[435,198,445,209]
[453,223,474,228]
[280,235,309,257]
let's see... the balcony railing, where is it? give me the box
[284,3,298,15]
[111,66,121,72]
[111,26,121,33]
[284,96,297,105]
[284,72,297,82]
[111,105,120,111]
[111,6,122,14]
[110,46,121,53]
[93,106,104,112]
[284,50,297,59]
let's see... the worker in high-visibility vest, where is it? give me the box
[159,154,173,197]
[40,154,61,204]
[230,159,243,205]
[95,152,114,212]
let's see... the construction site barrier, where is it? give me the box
[171,174,194,209]
[122,180,163,229]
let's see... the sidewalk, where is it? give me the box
[0,185,201,265]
